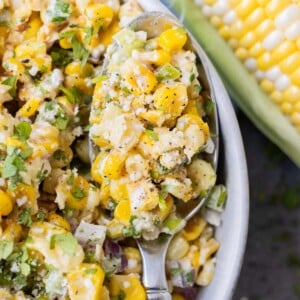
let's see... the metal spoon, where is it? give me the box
[89,12,219,300]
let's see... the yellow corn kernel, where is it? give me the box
[2,222,22,242]
[24,12,42,40]
[17,98,41,117]
[182,217,207,241]
[196,258,216,286]
[96,20,120,47]
[283,86,300,104]
[65,176,89,210]
[3,57,25,77]
[59,36,72,49]
[257,53,273,71]
[123,247,142,274]
[291,68,300,86]
[107,219,124,239]
[146,50,171,66]
[167,235,190,261]
[153,83,188,119]
[110,178,129,203]
[114,200,131,225]
[235,0,256,19]
[137,132,154,157]
[8,183,37,212]
[281,101,293,114]
[139,110,165,127]
[48,212,71,231]
[15,41,46,59]
[99,180,111,209]
[156,195,174,221]
[68,263,105,300]
[270,91,283,104]
[101,151,125,180]
[0,190,13,216]
[235,47,248,60]
[244,8,266,30]
[183,98,202,115]
[5,137,26,149]
[109,274,146,300]
[229,21,247,39]
[253,20,274,40]
[249,42,264,58]
[99,286,110,300]
[191,248,201,269]
[210,16,222,28]
[280,52,300,74]
[91,152,106,184]
[219,26,230,39]
[157,28,187,52]
[240,32,256,49]
[291,112,300,126]
[55,96,74,116]
[265,0,290,18]
[172,294,185,300]
[260,79,274,93]
[199,238,220,265]
[176,114,210,142]
[65,62,93,77]
[270,40,296,64]
[122,61,157,95]
[85,4,114,29]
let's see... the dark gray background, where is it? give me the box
[233,110,300,300]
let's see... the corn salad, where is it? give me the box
[0,0,225,299]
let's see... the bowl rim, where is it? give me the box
[136,1,249,299]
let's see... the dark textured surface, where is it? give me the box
[233,110,300,300]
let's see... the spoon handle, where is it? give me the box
[137,237,172,300]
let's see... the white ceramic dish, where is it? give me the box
[136,1,249,299]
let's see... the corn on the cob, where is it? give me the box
[170,0,300,165]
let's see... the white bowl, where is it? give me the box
[136,1,249,299]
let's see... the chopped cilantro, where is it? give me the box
[190,73,196,82]
[83,27,93,45]
[0,240,13,260]
[20,147,33,160]
[71,34,89,67]
[47,0,72,22]
[158,192,167,211]
[170,267,183,276]
[18,208,32,227]
[14,122,32,141]
[84,268,97,275]
[145,129,158,141]
[2,75,17,97]
[112,290,126,300]
[50,47,73,67]
[20,262,30,276]
[67,173,75,185]
[71,186,87,199]
[49,232,78,256]
[91,75,108,84]
[2,149,26,179]
[36,210,46,221]
[194,84,202,94]
[59,85,81,104]
[36,165,48,182]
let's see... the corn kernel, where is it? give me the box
[271,40,297,64]
[229,20,246,39]
[68,263,105,300]
[210,16,222,28]
[244,8,265,30]
[281,101,293,114]
[101,150,125,180]
[110,178,129,203]
[270,91,283,104]
[265,0,290,18]
[291,112,300,126]
[123,247,142,274]
[114,200,131,225]
[167,235,189,261]
[92,152,105,184]
[65,62,93,77]
[153,83,188,119]
[249,42,264,58]
[280,52,300,74]
[24,12,42,40]
[157,28,187,52]
[219,26,230,39]
[17,98,41,117]
[260,79,274,93]
[139,110,165,127]
[257,53,273,71]
[235,0,256,19]
[85,4,114,30]
[282,86,300,104]
[199,238,220,265]
[291,68,300,86]
[48,212,71,231]
[182,217,207,241]
[94,20,119,47]
[107,219,124,239]
[15,41,46,59]
[235,47,248,60]
[156,195,174,221]
[0,190,13,216]
[109,274,146,300]
[254,20,274,40]
[2,222,22,242]
[59,37,72,49]
[240,32,256,49]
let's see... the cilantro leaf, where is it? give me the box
[14,122,32,141]
[0,240,13,260]
[49,232,78,256]
[2,76,17,97]
[145,129,158,141]
[18,208,32,227]
[59,85,81,104]
[47,0,72,22]
[2,150,26,179]
[71,35,89,66]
